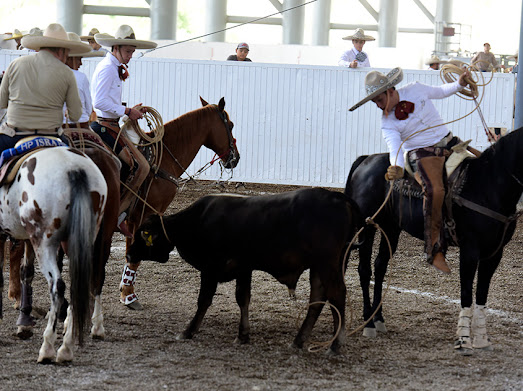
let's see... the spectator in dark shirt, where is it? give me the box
[227,43,252,62]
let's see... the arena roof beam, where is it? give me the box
[57,0,177,40]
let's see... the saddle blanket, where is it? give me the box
[0,136,66,167]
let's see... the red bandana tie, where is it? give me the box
[118,64,129,81]
[395,101,415,120]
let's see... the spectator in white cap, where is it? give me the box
[0,23,89,153]
[227,42,252,62]
[426,55,446,71]
[338,28,375,68]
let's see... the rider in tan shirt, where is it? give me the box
[0,23,89,151]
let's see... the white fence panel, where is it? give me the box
[0,51,515,188]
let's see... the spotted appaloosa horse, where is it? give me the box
[119,97,240,309]
[0,147,107,363]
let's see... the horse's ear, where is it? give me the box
[200,96,209,107]
[218,97,225,112]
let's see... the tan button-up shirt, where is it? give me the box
[0,50,82,130]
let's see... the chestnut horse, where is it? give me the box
[118,97,240,309]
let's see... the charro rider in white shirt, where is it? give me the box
[338,28,374,68]
[90,24,157,309]
[64,32,105,128]
[349,67,475,275]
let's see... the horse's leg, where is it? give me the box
[471,251,502,350]
[37,247,65,363]
[357,226,378,337]
[371,226,401,334]
[8,239,24,309]
[120,227,142,310]
[454,247,479,356]
[16,242,36,340]
[234,271,252,344]
[179,273,218,340]
[324,267,347,354]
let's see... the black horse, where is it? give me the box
[344,128,523,355]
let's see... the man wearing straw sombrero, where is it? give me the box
[80,28,109,55]
[349,67,472,274]
[90,25,157,308]
[338,28,374,68]
[63,32,105,129]
[4,29,24,50]
[0,23,88,153]
[426,55,446,71]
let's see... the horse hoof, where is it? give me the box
[56,346,74,363]
[363,327,377,338]
[374,321,387,333]
[37,357,55,365]
[125,300,143,311]
[17,325,34,340]
[91,325,105,340]
[455,347,474,356]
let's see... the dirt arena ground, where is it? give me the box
[0,180,522,391]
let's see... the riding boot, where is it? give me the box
[415,156,451,273]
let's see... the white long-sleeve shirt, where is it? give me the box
[91,53,126,119]
[382,80,464,167]
[338,47,371,68]
[64,69,92,124]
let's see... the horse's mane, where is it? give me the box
[474,127,523,171]
[162,104,217,146]
[164,104,216,129]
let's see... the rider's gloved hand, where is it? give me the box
[385,165,404,181]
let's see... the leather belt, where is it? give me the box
[65,122,89,129]
[9,124,63,136]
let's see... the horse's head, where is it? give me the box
[200,97,240,169]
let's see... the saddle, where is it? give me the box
[394,140,477,246]
[0,136,66,186]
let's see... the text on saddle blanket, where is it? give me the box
[0,136,67,185]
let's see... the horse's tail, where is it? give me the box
[344,155,369,194]
[67,169,96,346]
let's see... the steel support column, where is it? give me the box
[311,0,331,46]
[282,0,305,45]
[514,2,523,129]
[378,0,398,47]
[151,0,177,40]
[435,0,452,54]
[57,0,83,35]
[205,0,227,42]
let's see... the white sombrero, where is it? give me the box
[342,28,375,41]
[94,25,157,50]
[21,23,90,54]
[4,29,24,41]
[67,32,105,57]
[349,67,403,111]
[80,27,100,41]
[425,55,447,65]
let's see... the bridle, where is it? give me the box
[211,105,238,168]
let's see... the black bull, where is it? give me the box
[127,188,362,354]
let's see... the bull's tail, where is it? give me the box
[67,169,96,345]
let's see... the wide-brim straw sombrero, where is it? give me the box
[80,27,100,41]
[21,23,90,54]
[425,55,447,65]
[94,25,157,50]
[349,67,403,111]
[67,32,105,57]
[3,29,23,41]
[342,28,375,41]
